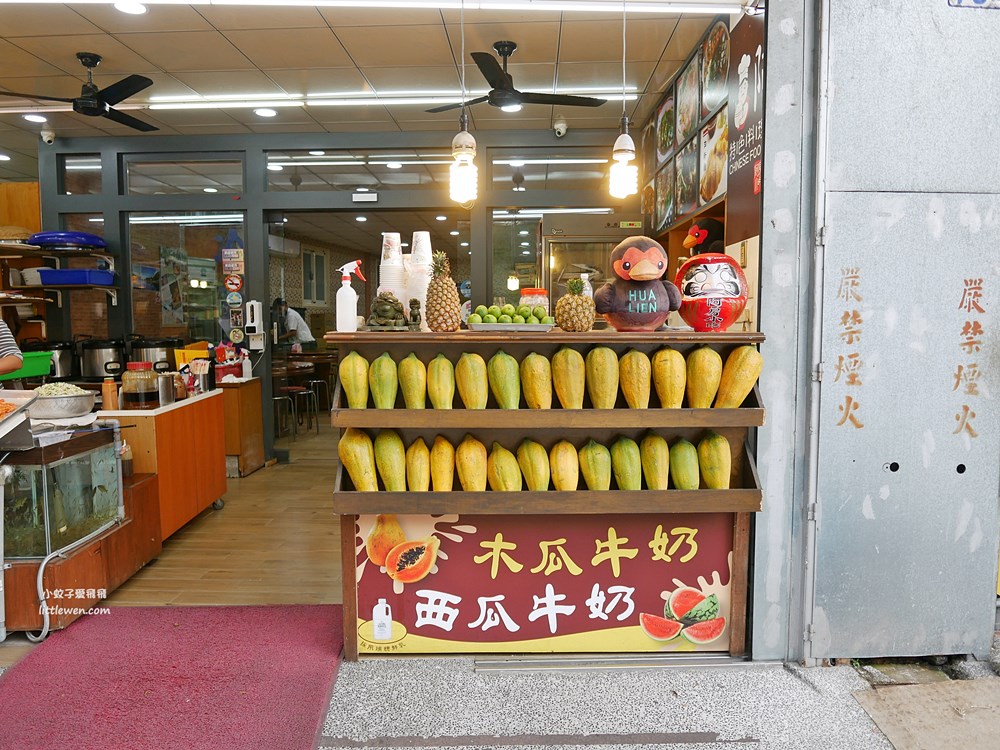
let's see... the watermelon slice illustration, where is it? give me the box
[639,612,684,641]
[681,616,726,644]
[666,586,706,620]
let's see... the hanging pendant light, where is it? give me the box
[609,0,638,200]
[450,0,477,208]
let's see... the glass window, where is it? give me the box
[491,215,541,308]
[60,213,110,339]
[127,211,246,343]
[125,158,243,196]
[265,149,451,192]
[491,148,611,193]
[302,247,327,306]
[59,154,102,195]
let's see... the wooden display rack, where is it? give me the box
[326,329,765,661]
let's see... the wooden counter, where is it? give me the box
[99,390,226,540]
[217,378,264,477]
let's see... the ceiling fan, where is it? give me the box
[427,41,607,114]
[0,52,158,132]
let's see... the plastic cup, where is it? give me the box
[381,232,403,266]
[411,231,432,265]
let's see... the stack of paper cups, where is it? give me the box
[408,231,433,331]
[380,232,403,266]
[411,231,432,265]
[377,232,408,303]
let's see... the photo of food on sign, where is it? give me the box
[675,138,699,218]
[655,90,675,164]
[700,109,729,204]
[353,512,733,654]
[701,21,730,115]
[641,178,656,217]
[675,54,700,145]
[655,162,675,232]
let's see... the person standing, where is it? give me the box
[272,298,317,351]
[0,320,24,376]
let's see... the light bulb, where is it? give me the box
[450,157,477,204]
[189,279,199,288]
[507,275,520,291]
[609,130,638,199]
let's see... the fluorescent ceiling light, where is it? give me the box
[494,158,609,165]
[401,242,409,247]
[148,101,302,111]
[0,154,12,161]
[460,242,470,247]
[356,187,369,192]
[114,2,147,13]
[356,216,367,222]
[385,162,403,169]
[520,242,530,246]
[267,164,283,171]
[254,108,278,117]
[267,161,362,167]
[436,215,447,221]
[0,3,745,15]
[493,208,613,216]
[449,230,460,236]
[203,187,218,193]
[519,230,529,235]
[521,250,531,255]
[100,213,245,225]
[308,150,326,156]
[23,114,47,123]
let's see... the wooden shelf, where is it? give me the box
[9,284,117,306]
[325,330,764,346]
[332,445,762,515]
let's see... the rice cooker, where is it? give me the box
[129,336,183,372]
[20,338,76,380]
[79,338,127,379]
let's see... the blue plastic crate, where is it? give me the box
[37,268,116,286]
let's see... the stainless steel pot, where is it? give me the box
[129,335,182,373]
[79,338,126,380]
[20,338,75,379]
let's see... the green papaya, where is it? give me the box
[670,439,700,490]
[368,352,397,409]
[578,440,612,491]
[610,436,642,491]
[487,350,520,409]
[397,353,426,409]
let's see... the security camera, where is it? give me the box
[40,129,55,145]
[553,117,568,138]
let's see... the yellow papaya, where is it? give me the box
[714,346,764,408]
[552,347,586,409]
[374,429,406,491]
[405,437,430,492]
[549,440,580,491]
[585,346,619,409]
[397,353,427,409]
[338,351,369,409]
[578,439,612,490]
[651,347,686,409]
[487,442,522,491]
[619,349,651,409]
[670,438,700,490]
[610,436,642,490]
[487,350,520,409]
[368,352,398,409]
[365,514,406,566]
[430,435,455,492]
[338,428,377,491]
[698,432,732,489]
[639,432,670,490]
[455,352,489,409]
[520,353,553,410]
[685,346,723,408]
[427,354,455,409]
[516,439,550,491]
[455,434,487,491]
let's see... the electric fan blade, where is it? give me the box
[471,52,510,90]
[518,92,607,108]
[103,107,159,132]
[0,91,75,103]
[98,74,153,106]
[425,95,488,114]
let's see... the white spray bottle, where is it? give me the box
[336,259,366,332]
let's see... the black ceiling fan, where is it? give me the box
[427,40,607,114]
[0,52,158,132]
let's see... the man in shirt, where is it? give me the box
[0,320,24,375]
[273,298,317,351]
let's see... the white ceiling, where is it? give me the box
[0,1,722,182]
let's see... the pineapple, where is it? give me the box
[425,251,462,332]
[555,278,595,332]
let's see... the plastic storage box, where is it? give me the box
[37,268,116,286]
[0,351,53,381]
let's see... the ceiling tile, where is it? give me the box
[470,118,553,131]
[71,5,213,33]
[247,123,327,134]
[362,66,459,93]
[381,105,458,122]
[223,29,353,70]
[195,5,326,30]
[226,106,316,126]
[555,61,655,91]
[168,124,253,135]
[305,104,392,124]
[558,18,678,63]
[0,75,82,101]
[386,119,469,132]
[3,6,102,37]
[646,58,685,96]
[119,31,255,72]
[0,40,71,78]
[94,72,197,101]
[440,10,562,23]
[141,108,244,127]
[321,121,400,133]
[473,102,554,121]
[335,25,454,68]
[170,70,285,98]
[10,34,161,76]
[449,23,561,64]
[489,62,556,93]
[267,69,371,97]
[320,8,443,27]
[663,17,714,60]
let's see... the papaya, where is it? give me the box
[385,536,440,583]
[610,436,642,490]
[670,438,700,490]
[516,439,550,491]
[619,349,651,409]
[552,347,586,409]
[368,352,398,409]
[365,514,406,566]
[455,434,488,491]
[405,437,430,492]
[455,352,488,409]
[639,432,670,491]
[578,440,612,490]
[374,429,406,491]
[685,346,723,408]
[487,442,522,491]
[549,440,580,491]
[338,351,369,409]
[714,346,764,408]
[430,435,455,492]
[586,346,619,409]
[520,353,553,410]
[338,428,377,491]
[651,347,686,409]
[698,432,732,489]
[427,354,455,409]
[397,353,427,409]
[487,350,520,409]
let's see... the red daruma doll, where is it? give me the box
[674,253,748,332]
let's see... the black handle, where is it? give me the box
[153,360,171,373]
[104,361,123,375]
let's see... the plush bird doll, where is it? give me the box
[682,218,726,256]
[594,236,681,331]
